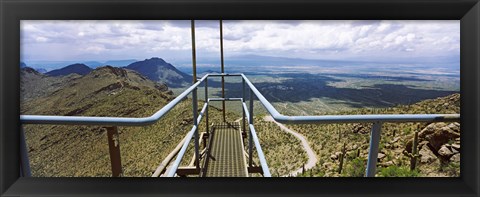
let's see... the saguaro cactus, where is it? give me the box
[338,142,347,174]
[404,130,420,170]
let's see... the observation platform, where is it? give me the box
[203,122,247,177]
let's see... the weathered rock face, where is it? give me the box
[419,144,436,164]
[438,145,454,157]
[424,123,460,152]
[377,152,386,161]
[404,122,460,164]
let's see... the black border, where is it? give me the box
[1,0,479,196]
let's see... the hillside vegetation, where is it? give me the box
[251,117,308,177]
[21,64,458,177]
[21,66,234,177]
[288,93,460,177]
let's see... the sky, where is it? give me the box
[20,20,460,65]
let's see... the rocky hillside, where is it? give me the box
[22,66,173,116]
[20,67,82,102]
[21,66,235,177]
[125,57,192,88]
[289,93,460,177]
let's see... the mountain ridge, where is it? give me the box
[46,63,93,77]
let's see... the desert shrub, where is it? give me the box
[378,166,419,177]
[344,157,366,177]
[441,162,460,176]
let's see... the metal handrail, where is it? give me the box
[20,74,210,126]
[238,73,459,176]
[240,74,460,124]
[20,73,460,177]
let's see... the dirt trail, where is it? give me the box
[263,115,318,177]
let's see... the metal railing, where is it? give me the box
[20,73,460,177]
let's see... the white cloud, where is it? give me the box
[20,20,459,63]
[35,36,48,42]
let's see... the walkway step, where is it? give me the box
[204,122,247,177]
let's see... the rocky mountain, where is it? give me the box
[125,57,192,88]
[20,67,81,101]
[20,61,27,68]
[45,63,93,77]
[22,66,173,116]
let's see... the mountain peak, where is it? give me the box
[148,57,164,61]
[46,63,93,77]
[125,57,191,88]
[21,67,41,75]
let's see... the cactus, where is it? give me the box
[338,130,342,142]
[403,130,420,171]
[338,142,347,174]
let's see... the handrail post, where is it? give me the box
[220,20,226,122]
[365,121,382,177]
[193,88,200,170]
[20,126,32,177]
[242,78,246,134]
[106,126,122,177]
[249,89,254,167]
[205,78,209,134]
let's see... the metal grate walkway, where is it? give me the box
[203,122,248,177]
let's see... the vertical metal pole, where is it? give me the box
[193,88,200,170]
[248,89,254,167]
[242,78,246,134]
[191,20,197,84]
[106,126,122,177]
[365,122,382,177]
[192,20,200,171]
[20,126,32,177]
[205,78,209,134]
[220,20,226,122]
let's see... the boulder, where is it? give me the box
[352,144,358,150]
[450,154,460,163]
[331,152,342,160]
[451,148,459,154]
[451,143,460,151]
[406,122,460,155]
[377,153,386,161]
[352,124,370,134]
[418,123,448,139]
[428,126,460,153]
[330,154,338,160]
[384,161,394,166]
[438,145,454,157]
[419,145,436,164]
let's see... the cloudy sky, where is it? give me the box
[21,20,459,64]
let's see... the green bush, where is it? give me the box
[378,166,419,177]
[344,157,366,177]
[441,162,460,176]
